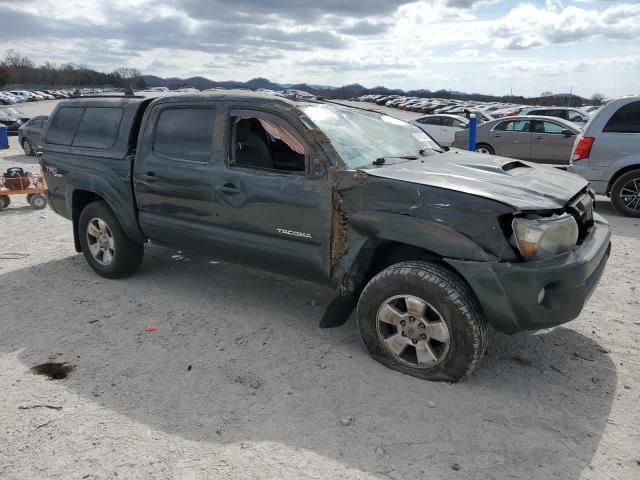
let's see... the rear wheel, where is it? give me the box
[357,261,488,382]
[22,138,34,156]
[78,201,144,278]
[475,144,494,155]
[28,194,46,209]
[611,170,640,217]
[0,195,8,210]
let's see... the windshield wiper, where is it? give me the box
[373,155,419,166]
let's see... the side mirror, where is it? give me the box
[562,129,575,137]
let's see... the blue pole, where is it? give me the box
[0,125,8,149]
[468,116,477,152]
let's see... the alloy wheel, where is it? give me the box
[376,294,451,368]
[86,218,115,265]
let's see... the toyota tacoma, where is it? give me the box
[38,92,611,381]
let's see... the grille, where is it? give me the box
[567,193,594,242]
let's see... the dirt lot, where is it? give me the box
[1,100,639,480]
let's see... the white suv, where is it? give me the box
[569,96,640,217]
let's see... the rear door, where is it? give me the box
[133,102,219,252]
[530,120,575,164]
[491,119,532,160]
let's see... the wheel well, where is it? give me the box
[344,240,445,296]
[607,165,640,195]
[72,190,104,252]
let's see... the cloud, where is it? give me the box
[339,20,391,36]
[177,0,415,23]
[489,2,640,50]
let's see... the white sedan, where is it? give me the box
[410,114,469,146]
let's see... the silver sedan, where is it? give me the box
[451,115,582,164]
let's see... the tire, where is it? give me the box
[78,201,144,278]
[475,144,494,155]
[22,138,34,156]
[28,194,47,210]
[610,170,640,218]
[1,195,9,208]
[357,261,488,382]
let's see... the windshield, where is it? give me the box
[302,105,442,169]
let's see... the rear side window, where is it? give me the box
[153,107,216,162]
[495,120,530,132]
[73,107,123,149]
[603,102,640,133]
[418,117,439,125]
[45,107,83,145]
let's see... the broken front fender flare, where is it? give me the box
[348,210,493,262]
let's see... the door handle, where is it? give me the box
[138,173,157,182]
[491,134,501,138]
[215,184,240,194]
[534,136,543,140]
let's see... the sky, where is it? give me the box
[0,0,638,97]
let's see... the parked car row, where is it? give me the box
[0,87,115,105]
[355,94,597,124]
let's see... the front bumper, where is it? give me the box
[446,213,611,333]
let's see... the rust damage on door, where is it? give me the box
[330,170,348,265]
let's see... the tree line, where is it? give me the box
[0,50,146,89]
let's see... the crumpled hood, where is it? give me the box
[363,149,588,211]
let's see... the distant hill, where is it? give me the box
[140,75,589,105]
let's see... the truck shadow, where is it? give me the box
[0,153,36,165]
[0,248,617,479]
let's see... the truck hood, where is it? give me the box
[362,149,588,211]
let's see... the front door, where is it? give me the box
[205,108,332,283]
[530,120,575,164]
[491,119,532,160]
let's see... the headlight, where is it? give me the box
[512,214,578,260]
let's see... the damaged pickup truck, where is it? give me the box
[38,92,611,381]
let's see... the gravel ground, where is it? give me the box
[0,100,639,480]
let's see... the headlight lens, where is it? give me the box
[512,214,578,260]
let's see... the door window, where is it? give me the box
[153,107,216,162]
[533,121,566,134]
[230,115,306,172]
[418,117,440,125]
[439,117,454,127]
[603,101,640,133]
[495,120,530,132]
[452,119,467,128]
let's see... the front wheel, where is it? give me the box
[475,144,494,155]
[357,261,488,382]
[28,194,47,209]
[610,170,640,217]
[78,201,144,278]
